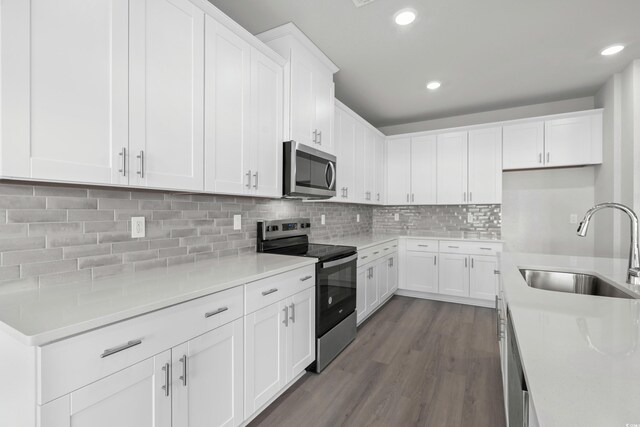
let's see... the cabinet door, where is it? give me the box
[544,115,596,167]
[403,251,438,293]
[388,253,398,293]
[502,121,544,170]
[2,0,128,184]
[40,352,171,427]
[353,123,366,203]
[244,301,287,418]
[314,72,335,153]
[468,127,502,204]
[411,135,437,205]
[173,319,243,427]
[290,51,316,146]
[204,17,251,194]
[365,265,379,313]
[336,108,356,201]
[386,138,411,205]
[129,0,204,191]
[374,134,385,204]
[251,48,284,198]
[356,267,368,324]
[363,129,376,202]
[287,288,316,380]
[437,131,468,205]
[377,257,390,301]
[439,254,470,297]
[469,255,498,301]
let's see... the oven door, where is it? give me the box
[284,141,336,199]
[316,253,357,337]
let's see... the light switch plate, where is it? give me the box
[569,214,578,224]
[233,214,242,230]
[394,213,400,221]
[357,214,360,223]
[321,214,326,225]
[131,217,145,238]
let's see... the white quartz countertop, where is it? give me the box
[0,253,316,346]
[500,252,640,427]
[313,232,503,250]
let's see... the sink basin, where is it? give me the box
[519,269,636,299]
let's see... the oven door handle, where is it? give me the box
[320,253,358,269]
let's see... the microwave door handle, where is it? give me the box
[326,161,336,190]
[320,253,358,269]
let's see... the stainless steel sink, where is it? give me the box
[519,269,636,299]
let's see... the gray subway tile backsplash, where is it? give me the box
[0,181,500,291]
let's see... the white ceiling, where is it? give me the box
[207,0,640,128]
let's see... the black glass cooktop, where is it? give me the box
[263,242,356,262]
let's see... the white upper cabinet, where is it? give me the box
[1,0,129,185]
[386,138,412,205]
[502,121,545,170]
[503,110,602,170]
[363,129,376,202]
[250,48,284,198]
[335,107,356,202]
[411,135,438,205]
[353,122,367,204]
[375,134,386,204]
[544,113,602,167]
[468,127,502,204]
[257,23,339,155]
[129,0,205,191]
[204,18,252,195]
[437,131,468,205]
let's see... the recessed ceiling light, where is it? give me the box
[600,44,625,56]
[394,9,416,26]
[426,81,441,90]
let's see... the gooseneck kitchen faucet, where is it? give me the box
[577,202,640,285]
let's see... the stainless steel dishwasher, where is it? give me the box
[507,310,530,427]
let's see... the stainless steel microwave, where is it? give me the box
[283,141,336,199]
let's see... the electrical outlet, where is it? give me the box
[131,217,145,238]
[467,213,474,223]
[357,214,360,223]
[321,214,326,225]
[394,213,400,221]
[233,214,242,230]
[569,214,578,224]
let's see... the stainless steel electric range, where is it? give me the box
[257,218,357,373]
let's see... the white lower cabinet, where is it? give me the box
[469,255,498,301]
[244,287,315,419]
[377,256,390,301]
[388,253,398,294]
[438,253,470,297]
[403,251,439,293]
[356,244,398,325]
[365,264,379,313]
[40,352,172,427]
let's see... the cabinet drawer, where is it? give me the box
[439,241,503,256]
[358,240,397,266]
[406,239,438,253]
[245,265,315,314]
[38,285,244,405]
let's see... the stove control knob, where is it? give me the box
[300,224,305,229]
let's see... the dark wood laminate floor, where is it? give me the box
[249,296,506,427]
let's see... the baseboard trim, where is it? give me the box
[395,289,495,308]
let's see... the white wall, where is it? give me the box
[379,97,595,135]
[502,168,596,256]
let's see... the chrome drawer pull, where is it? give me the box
[417,244,430,247]
[179,355,188,387]
[384,248,389,251]
[448,245,459,249]
[373,251,380,255]
[300,275,313,282]
[205,307,228,318]
[494,270,501,275]
[100,339,142,358]
[480,247,493,250]
[361,255,368,260]
[262,288,278,296]
[162,363,170,397]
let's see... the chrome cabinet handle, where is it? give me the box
[465,258,468,268]
[384,247,389,251]
[300,275,313,282]
[205,307,228,318]
[253,171,259,189]
[377,193,380,201]
[463,192,467,202]
[411,193,415,202]
[418,244,430,247]
[246,170,252,189]
[100,339,142,358]
[480,247,493,251]
[471,258,475,268]
[318,130,322,144]
[494,269,501,275]
[406,194,409,203]
[179,355,187,387]
[136,150,145,178]
[162,363,170,397]
[434,256,437,266]
[289,303,295,323]
[283,305,289,327]
[262,288,278,296]
[546,152,550,163]
[312,130,318,144]
[373,251,380,255]
[448,245,459,249]
[496,310,501,340]
[469,192,473,202]
[119,147,127,176]
[345,187,349,198]
[523,390,530,427]
[538,153,542,164]
[361,255,368,260]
